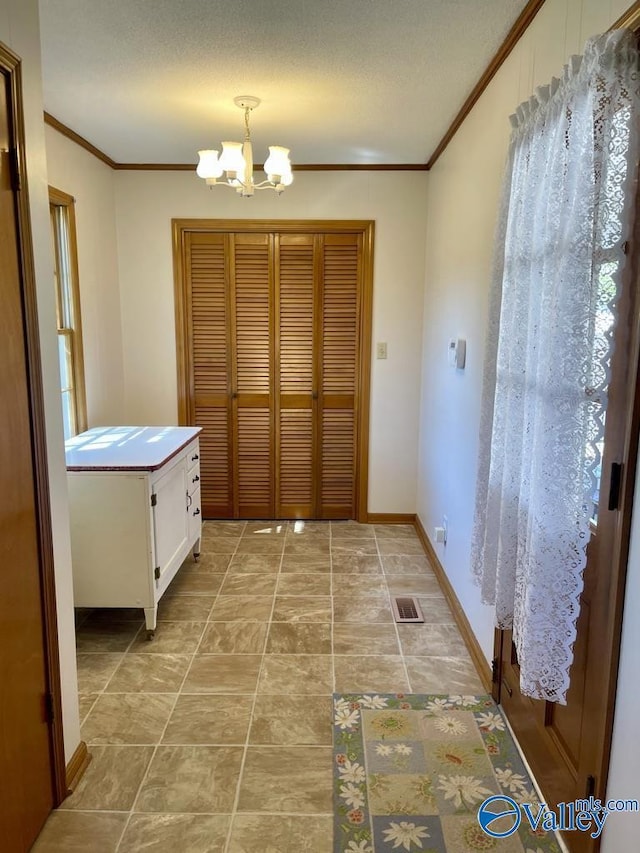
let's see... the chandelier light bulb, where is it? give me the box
[264,145,292,183]
[218,141,246,177]
[196,149,223,179]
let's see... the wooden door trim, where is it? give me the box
[590,221,640,809]
[312,234,323,517]
[173,218,375,521]
[273,232,282,515]
[48,185,88,435]
[357,223,374,522]
[0,43,66,803]
[492,207,640,835]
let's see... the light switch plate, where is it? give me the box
[376,342,388,359]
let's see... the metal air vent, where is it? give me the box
[391,596,424,623]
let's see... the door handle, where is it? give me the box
[231,392,238,400]
[312,391,318,400]
[186,492,192,509]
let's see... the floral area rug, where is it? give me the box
[333,693,561,853]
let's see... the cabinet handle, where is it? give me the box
[231,392,238,400]
[193,508,201,516]
[192,474,200,483]
[312,390,318,400]
[191,453,199,461]
[186,492,192,509]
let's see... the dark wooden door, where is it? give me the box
[0,70,56,850]
[494,255,640,852]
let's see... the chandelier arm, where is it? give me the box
[210,180,246,190]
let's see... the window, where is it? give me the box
[49,187,86,439]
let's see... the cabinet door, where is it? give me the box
[152,460,189,580]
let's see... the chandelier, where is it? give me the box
[196,96,293,197]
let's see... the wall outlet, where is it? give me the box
[442,515,448,546]
[376,342,388,359]
[434,526,446,544]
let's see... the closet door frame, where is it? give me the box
[173,218,375,522]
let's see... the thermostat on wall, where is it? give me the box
[448,338,466,369]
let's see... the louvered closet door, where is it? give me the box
[231,233,275,518]
[319,233,360,519]
[187,232,233,517]
[275,234,318,518]
[183,226,364,521]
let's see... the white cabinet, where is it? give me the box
[65,426,202,634]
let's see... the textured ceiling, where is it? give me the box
[38,0,529,165]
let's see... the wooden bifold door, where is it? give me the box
[174,220,374,520]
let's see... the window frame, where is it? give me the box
[49,186,87,437]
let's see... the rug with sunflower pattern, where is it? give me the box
[333,693,561,853]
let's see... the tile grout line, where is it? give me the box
[374,526,413,694]
[76,619,145,725]
[222,521,287,853]
[113,521,246,852]
[329,521,336,695]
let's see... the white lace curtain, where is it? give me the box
[471,30,640,704]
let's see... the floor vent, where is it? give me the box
[391,596,424,623]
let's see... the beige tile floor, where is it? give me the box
[33,520,483,853]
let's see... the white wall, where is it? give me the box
[0,0,80,762]
[114,170,429,513]
[416,0,638,849]
[45,127,125,425]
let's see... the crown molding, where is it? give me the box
[427,0,640,170]
[44,112,117,168]
[426,0,547,169]
[43,113,430,172]
[49,0,637,175]
[40,0,549,176]
[113,161,429,171]
[610,0,640,30]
